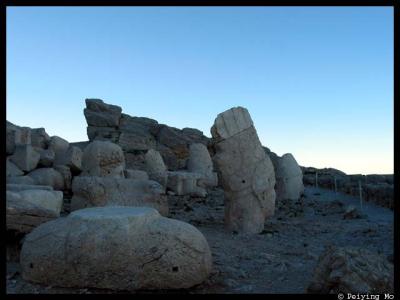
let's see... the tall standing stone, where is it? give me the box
[145,149,168,189]
[211,107,276,234]
[273,153,304,201]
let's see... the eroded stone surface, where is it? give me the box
[10,145,40,172]
[81,141,125,178]
[20,206,212,290]
[211,107,276,234]
[273,153,304,201]
[28,168,65,191]
[70,176,168,216]
[307,246,394,294]
[7,190,62,234]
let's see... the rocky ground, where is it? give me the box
[6,186,393,294]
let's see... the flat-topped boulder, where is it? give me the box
[20,206,212,290]
[71,176,168,216]
[211,107,276,234]
[81,140,125,178]
[7,190,63,234]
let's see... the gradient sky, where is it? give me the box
[6,6,393,175]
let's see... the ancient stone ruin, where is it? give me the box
[6,98,393,294]
[211,107,276,234]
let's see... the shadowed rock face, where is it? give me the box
[20,206,212,291]
[211,107,276,234]
[307,246,394,294]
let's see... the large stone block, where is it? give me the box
[187,143,217,187]
[28,168,65,191]
[84,99,122,127]
[167,171,207,197]
[49,136,70,161]
[211,107,276,234]
[20,206,212,290]
[273,153,304,201]
[54,146,82,173]
[6,159,24,177]
[7,190,62,234]
[81,140,125,178]
[36,148,55,167]
[31,128,50,149]
[145,149,168,188]
[7,184,54,192]
[70,176,168,216]
[9,145,40,172]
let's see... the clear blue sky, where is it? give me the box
[6,6,393,174]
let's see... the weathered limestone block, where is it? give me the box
[28,168,65,191]
[6,159,24,177]
[20,206,212,290]
[87,126,120,142]
[6,126,21,155]
[36,148,55,167]
[7,184,53,192]
[84,98,122,127]
[307,246,393,294]
[31,128,50,149]
[17,190,63,214]
[124,169,149,180]
[273,153,304,201]
[49,136,70,163]
[54,165,73,190]
[7,190,62,234]
[70,176,168,216]
[211,107,276,234]
[117,114,158,151]
[187,143,218,187]
[167,171,207,197]
[118,131,156,151]
[9,145,40,172]
[7,176,36,185]
[54,146,82,173]
[145,149,168,188]
[81,141,125,178]
[19,127,32,145]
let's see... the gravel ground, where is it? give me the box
[6,186,394,294]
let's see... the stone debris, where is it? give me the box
[307,246,394,294]
[211,107,276,234]
[70,176,168,216]
[20,206,212,290]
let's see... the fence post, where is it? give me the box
[358,180,363,211]
[315,172,318,189]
